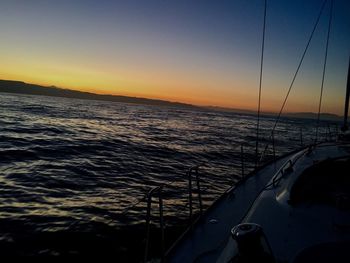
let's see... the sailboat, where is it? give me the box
[164,1,350,262]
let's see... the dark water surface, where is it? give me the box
[0,93,338,259]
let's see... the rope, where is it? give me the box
[255,0,267,167]
[315,0,333,143]
[259,0,328,162]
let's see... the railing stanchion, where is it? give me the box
[144,186,164,263]
[158,191,165,262]
[241,145,245,178]
[195,167,203,214]
[188,165,203,225]
[300,127,303,147]
[188,169,193,223]
[144,192,152,263]
[272,131,276,163]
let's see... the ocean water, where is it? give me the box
[0,92,338,258]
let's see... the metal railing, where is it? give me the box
[143,164,206,262]
[141,126,338,261]
[188,165,203,225]
[144,186,165,263]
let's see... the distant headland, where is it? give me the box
[0,79,341,121]
[0,79,196,108]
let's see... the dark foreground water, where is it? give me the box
[0,93,339,259]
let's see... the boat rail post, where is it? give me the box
[188,168,193,223]
[195,167,203,215]
[144,186,165,263]
[272,131,276,163]
[158,189,165,262]
[240,145,245,179]
[144,192,152,263]
[327,124,332,141]
[259,143,269,165]
[335,124,339,141]
[188,165,203,225]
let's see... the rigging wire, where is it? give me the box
[259,0,328,162]
[315,0,334,143]
[255,0,267,167]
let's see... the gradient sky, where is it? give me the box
[0,0,349,114]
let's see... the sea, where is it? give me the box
[0,92,339,259]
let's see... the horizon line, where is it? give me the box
[0,78,343,118]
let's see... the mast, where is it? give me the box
[342,57,350,131]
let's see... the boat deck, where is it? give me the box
[166,143,350,263]
[167,151,293,262]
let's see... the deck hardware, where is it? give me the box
[231,223,276,263]
[272,159,294,187]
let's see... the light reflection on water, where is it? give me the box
[0,92,339,256]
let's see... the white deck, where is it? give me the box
[167,151,294,262]
[167,143,350,263]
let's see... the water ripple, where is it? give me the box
[0,92,339,258]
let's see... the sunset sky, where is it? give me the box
[0,0,349,114]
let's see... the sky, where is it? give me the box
[0,0,349,114]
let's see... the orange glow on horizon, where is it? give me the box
[0,69,345,116]
[1,73,263,111]
[0,57,345,116]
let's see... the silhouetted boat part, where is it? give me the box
[166,142,350,263]
[163,1,350,262]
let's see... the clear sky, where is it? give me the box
[0,0,349,114]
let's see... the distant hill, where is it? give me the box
[0,79,196,108]
[203,106,257,115]
[205,106,341,121]
[284,112,342,122]
[0,79,343,121]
